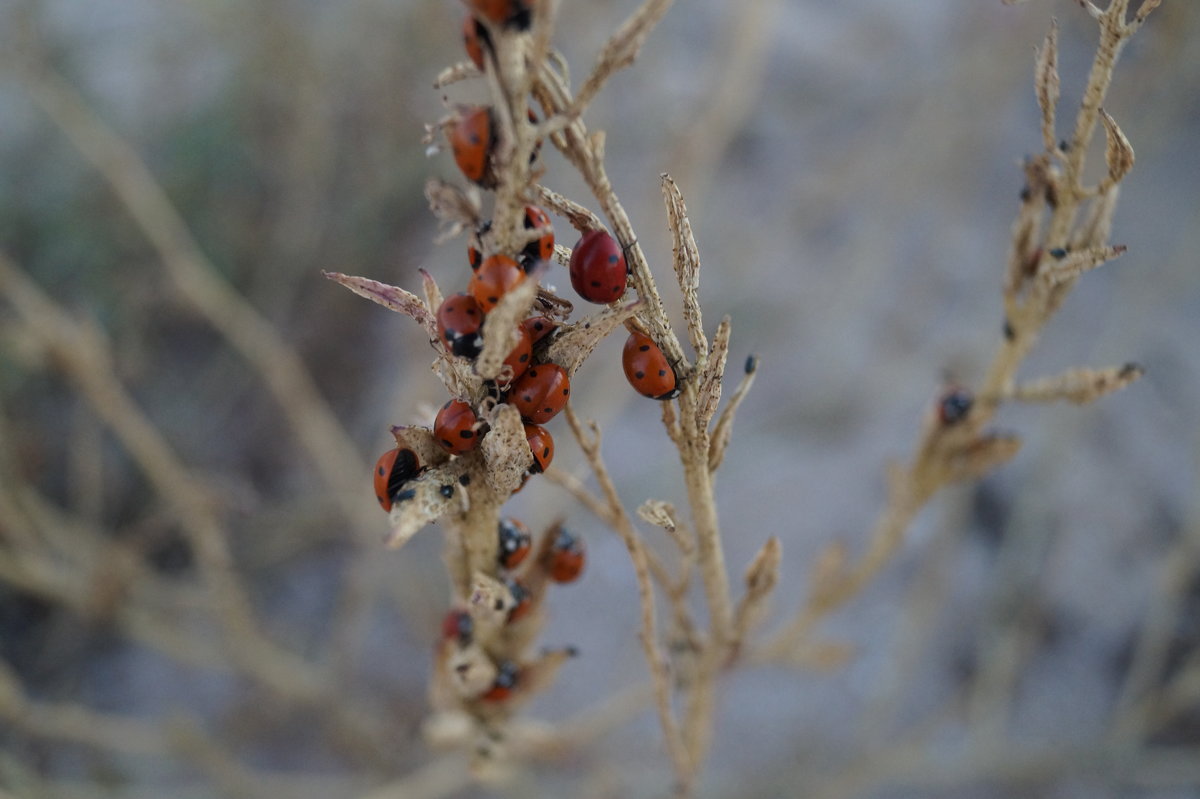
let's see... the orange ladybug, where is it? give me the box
[448,106,495,187]
[622,331,679,400]
[510,363,570,424]
[469,254,525,313]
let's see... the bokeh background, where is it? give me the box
[2,0,1199,796]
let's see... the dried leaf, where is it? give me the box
[533,183,605,236]
[661,174,707,361]
[1035,19,1060,152]
[637,499,678,532]
[323,272,437,339]
[433,61,480,89]
[952,433,1022,483]
[384,463,465,549]
[543,300,640,376]
[732,536,782,644]
[1036,244,1126,288]
[695,316,731,426]
[480,403,532,495]
[389,425,451,471]
[1132,0,1162,29]
[421,268,444,320]
[1011,363,1144,405]
[708,353,758,472]
[1071,185,1120,251]
[1099,108,1134,187]
[474,274,541,380]
[425,178,482,242]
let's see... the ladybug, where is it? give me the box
[434,399,483,455]
[469,254,526,313]
[937,387,974,425]
[441,608,474,645]
[373,447,421,512]
[481,659,520,702]
[520,315,556,344]
[541,525,585,583]
[448,106,495,187]
[461,13,489,71]
[467,220,491,271]
[520,206,555,268]
[569,229,627,304]
[506,578,533,622]
[523,423,554,474]
[497,322,534,384]
[497,517,532,569]
[510,363,570,424]
[436,293,485,359]
[622,331,680,400]
[467,0,532,29]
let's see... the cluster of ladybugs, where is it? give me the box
[369,0,682,708]
[440,518,584,702]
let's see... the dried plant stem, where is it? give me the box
[563,407,693,790]
[14,64,378,541]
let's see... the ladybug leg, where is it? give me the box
[620,237,639,274]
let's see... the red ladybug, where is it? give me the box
[467,220,491,271]
[569,229,627,304]
[373,447,421,512]
[498,324,534,384]
[521,206,554,268]
[467,0,532,30]
[462,13,488,71]
[622,331,679,400]
[497,517,532,569]
[541,525,585,583]
[510,363,570,423]
[506,578,533,622]
[520,315,556,344]
[434,399,483,455]
[441,608,474,645]
[937,387,974,425]
[469,254,525,313]
[436,293,485,359]
[448,106,495,187]
[481,659,520,702]
[523,423,554,474]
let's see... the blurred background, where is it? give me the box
[1,0,1199,796]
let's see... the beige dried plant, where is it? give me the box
[328,0,1157,795]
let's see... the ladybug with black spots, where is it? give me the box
[497,517,532,570]
[481,659,520,702]
[373,447,421,512]
[434,399,484,455]
[541,524,585,583]
[523,423,554,474]
[569,229,627,304]
[448,106,495,187]
[461,13,489,71]
[441,608,474,645]
[469,254,525,313]
[467,0,532,30]
[520,205,555,268]
[436,293,485,359]
[510,363,570,423]
[622,330,680,400]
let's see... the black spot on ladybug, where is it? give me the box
[519,354,529,362]
[460,430,474,439]
[542,447,550,457]
[522,394,533,402]
[608,254,618,263]
[658,369,667,377]
[635,371,645,379]
[591,280,601,287]
[562,388,569,395]
[377,466,386,476]
[639,344,649,352]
